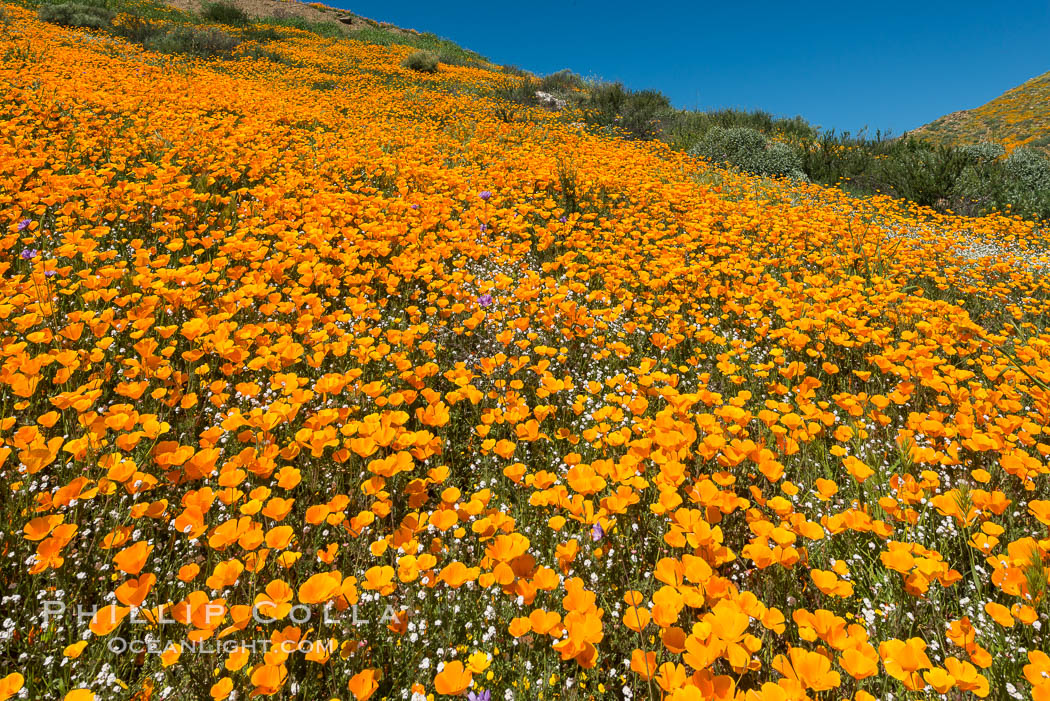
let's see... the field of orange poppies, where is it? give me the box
[2,4,1050,699]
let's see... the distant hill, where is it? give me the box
[910,70,1050,153]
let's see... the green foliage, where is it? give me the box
[499,64,530,78]
[433,47,484,68]
[582,82,672,140]
[764,142,807,180]
[661,108,817,151]
[493,77,537,104]
[242,25,281,43]
[201,1,248,26]
[556,158,580,215]
[958,141,1006,165]
[255,15,343,38]
[876,140,968,208]
[346,27,487,66]
[105,14,241,58]
[36,0,188,21]
[797,131,880,189]
[37,2,114,28]
[692,126,767,170]
[401,49,438,73]
[795,133,1050,220]
[109,14,165,44]
[142,24,240,57]
[690,126,806,179]
[414,31,485,64]
[491,78,538,122]
[1000,148,1050,218]
[538,69,584,95]
[1004,147,1050,191]
[237,43,292,63]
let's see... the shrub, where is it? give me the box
[958,141,1006,165]
[583,82,672,140]
[662,109,818,153]
[110,14,165,44]
[1004,147,1050,192]
[37,3,114,29]
[690,127,806,180]
[797,132,879,188]
[201,1,249,25]
[243,26,281,42]
[693,126,768,171]
[401,49,438,73]
[876,141,968,208]
[143,25,240,57]
[491,78,538,123]
[763,142,807,180]
[435,48,483,68]
[500,64,530,78]
[539,69,584,94]
[494,78,538,106]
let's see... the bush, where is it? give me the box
[662,108,818,150]
[201,1,249,25]
[494,78,538,106]
[110,14,165,44]
[693,126,768,170]
[763,142,807,180]
[143,25,240,57]
[243,26,281,42]
[690,126,806,179]
[958,141,1006,165]
[797,133,879,188]
[875,140,967,208]
[435,47,483,68]
[500,64,530,78]
[401,49,438,73]
[1004,147,1050,192]
[37,3,114,29]
[583,82,672,140]
[539,69,584,94]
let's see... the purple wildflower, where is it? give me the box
[591,523,604,542]
[16,219,31,231]
[478,294,493,307]
[468,691,491,701]
[45,270,57,278]
[479,223,488,232]
[478,190,492,201]
[559,216,568,223]
[411,204,420,210]
[20,249,37,260]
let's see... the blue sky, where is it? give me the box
[336,0,1050,136]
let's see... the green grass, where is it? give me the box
[254,14,343,38]
[344,26,488,66]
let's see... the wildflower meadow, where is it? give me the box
[1,3,1050,699]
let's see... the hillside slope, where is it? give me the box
[911,70,1050,152]
[2,3,1050,700]
[164,0,417,36]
